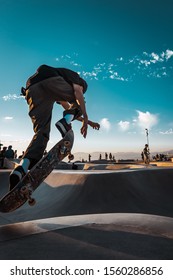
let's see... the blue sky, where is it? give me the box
[0,0,173,156]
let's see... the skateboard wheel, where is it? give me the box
[64,140,70,147]
[20,186,28,194]
[68,154,74,160]
[28,198,36,206]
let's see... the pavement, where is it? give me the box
[0,165,173,259]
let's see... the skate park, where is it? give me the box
[0,162,173,260]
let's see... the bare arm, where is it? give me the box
[76,116,100,130]
[59,87,100,135]
[73,84,88,118]
[73,84,88,138]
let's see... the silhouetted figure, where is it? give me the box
[88,154,91,162]
[109,153,112,161]
[0,145,3,168]
[143,144,150,164]
[14,150,18,159]
[141,151,144,161]
[0,147,7,168]
[5,145,14,159]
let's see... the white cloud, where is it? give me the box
[4,116,13,120]
[151,52,159,60]
[140,60,151,67]
[2,94,23,101]
[100,118,111,131]
[165,49,173,60]
[118,121,130,131]
[0,133,12,137]
[55,49,173,82]
[136,110,158,129]
[117,111,159,133]
[55,53,80,66]
[159,128,173,135]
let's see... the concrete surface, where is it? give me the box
[0,166,173,259]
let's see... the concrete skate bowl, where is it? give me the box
[0,168,173,259]
[83,162,147,170]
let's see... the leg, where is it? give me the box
[55,102,82,137]
[23,110,52,168]
[42,77,82,137]
[9,82,53,190]
[63,102,82,121]
[15,76,74,166]
[23,82,54,168]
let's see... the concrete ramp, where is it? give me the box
[0,168,173,259]
[0,213,173,259]
[1,168,173,224]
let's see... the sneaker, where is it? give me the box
[9,165,26,191]
[55,118,72,137]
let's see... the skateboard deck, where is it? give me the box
[0,129,74,213]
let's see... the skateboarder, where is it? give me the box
[143,144,150,164]
[9,65,100,190]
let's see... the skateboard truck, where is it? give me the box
[68,153,74,161]
[59,140,74,160]
[60,140,71,154]
[20,185,36,206]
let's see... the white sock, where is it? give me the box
[20,158,30,173]
[64,114,74,124]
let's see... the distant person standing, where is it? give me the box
[141,151,144,161]
[109,153,112,161]
[0,146,7,168]
[143,144,150,164]
[0,145,3,168]
[5,145,14,159]
[14,150,18,159]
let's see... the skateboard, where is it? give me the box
[0,129,74,213]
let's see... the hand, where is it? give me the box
[88,121,100,130]
[81,116,88,138]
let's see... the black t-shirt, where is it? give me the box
[26,65,88,93]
